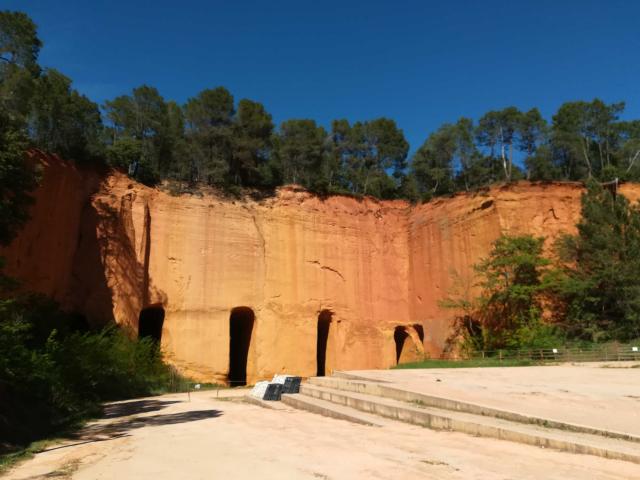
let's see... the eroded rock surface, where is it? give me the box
[4,156,639,382]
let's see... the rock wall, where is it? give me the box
[5,156,640,383]
[87,174,412,382]
[0,152,99,305]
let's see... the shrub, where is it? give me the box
[0,295,174,452]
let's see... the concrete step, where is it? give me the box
[293,383,640,464]
[281,393,384,426]
[309,375,640,444]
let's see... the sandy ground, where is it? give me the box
[350,362,640,436]
[5,383,640,479]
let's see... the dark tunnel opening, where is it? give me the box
[228,307,255,386]
[317,310,333,376]
[394,326,409,364]
[138,306,165,344]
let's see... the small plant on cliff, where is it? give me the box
[444,235,562,351]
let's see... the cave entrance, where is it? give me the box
[413,324,425,343]
[228,307,255,386]
[394,326,409,365]
[316,310,333,376]
[138,306,165,344]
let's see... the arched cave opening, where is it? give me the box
[228,307,255,386]
[138,306,165,344]
[316,310,333,377]
[394,326,409,365]
[413,324,425,343]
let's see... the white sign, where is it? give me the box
[632,346,639,352]
[552,348,558,354]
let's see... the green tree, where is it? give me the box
[30,69,103,162]
[183,87,235,185]
[411,123,456,198]
[0,108,36,246]
[446,235,560,350]
[230,99,273,186]
[551,99,624,180]
[0,11,42,123]
[342,118,408,198]
[104,85,171,183]
[275,119,328,189]
[615,120,640,180]
[476,107,522,182]
[556,181,640,341]
[0,11,41,72]
[526,145,559,181]
[162,100,190,181]
[412,117,485,198]
[326,119,353,193]
[518,108,549,179]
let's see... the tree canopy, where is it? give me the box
[3,10,640,201]
[555,181,640,341]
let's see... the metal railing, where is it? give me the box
[460,344,640,363]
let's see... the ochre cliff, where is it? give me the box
[4,156,640,383]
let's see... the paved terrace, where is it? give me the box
[348,362,640,437]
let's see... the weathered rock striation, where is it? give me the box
[4,155,640,383]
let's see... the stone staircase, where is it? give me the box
[280,374,640,464]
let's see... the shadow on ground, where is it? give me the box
[81,409,223,438]
[101,399,182,419]
[41,399,223,453]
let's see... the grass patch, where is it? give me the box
[393,358,540,369]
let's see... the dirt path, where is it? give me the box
[4,388,640,479]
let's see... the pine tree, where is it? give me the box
[557,181,640,341]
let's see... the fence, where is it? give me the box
[165,366,252,395]
[460,344,640,363]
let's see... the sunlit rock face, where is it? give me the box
[5,155,639,383]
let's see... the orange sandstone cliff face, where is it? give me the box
[5,157,640,383]
[87,174,413,382]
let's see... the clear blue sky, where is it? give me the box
[6,0,640,153]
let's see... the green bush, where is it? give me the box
[444,235,563,351]
[0,295,174,452]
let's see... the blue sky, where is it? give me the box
[5,0,640,153]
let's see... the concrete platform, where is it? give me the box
[281,364,640,464]
[287,381,640,463]
[344,363,640,436]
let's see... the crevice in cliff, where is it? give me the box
[469,199,495,214]
[249,212,267,296]
[307,260,346,282]
[141,203,152,307]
